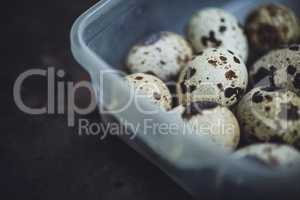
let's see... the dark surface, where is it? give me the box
[2,0,191,199]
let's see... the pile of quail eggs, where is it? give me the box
[124,3,300,168]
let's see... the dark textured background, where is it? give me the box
[2,0,191,199]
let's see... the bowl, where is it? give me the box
[71,0,300,199]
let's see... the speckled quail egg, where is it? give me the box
[237,86,300,148]
[246,4,300,52]
[177,48,248,107]
[187,8,249,61]
[232,143,300,168]
[126,73,172,110]
[171,101,240,150]
[126,32,193,81]
[250,45,300,95]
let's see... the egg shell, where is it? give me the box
[250,45,300,95]
[237,86,300,148]
[232,143,300,168]
[126,73,172,110]
[246,4,300,52]
[177,48,248,107]
[127,32,193,81]
[187,8,249,61]
[171,101,240,151]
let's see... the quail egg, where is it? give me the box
[172,101,240,150]
[187,8,249,61]
[250,45,300,95]
[237,86,300,148]
[232,143,300,168]
[246,4,300,52]
[126,73,172,110]
[126,32,193,81]
[177,48,248,107]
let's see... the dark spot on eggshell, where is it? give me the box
[160,60,166,65]
[233,56,241,64]
[219,56,227,61]
[257,24,281,49]
[225,70,237,80]
[201,31,222,47]
[153,92,161,100]
[293,73,300,89]
[227,50,234,55]
[289,45,300,51]
[265,106,271,112]
[267,65,278,88]
[253,67,270,83]
[224,87,244,99]
[287,65,297,75]
[269,65,276,72]
[189,85,197,93]
[264,95,273,102]
[183,67,197,80]
[278,103,300,121]
[182,101,218,120]
[217,83,224,91]
[252,91,264,103]
[135,76,144,80]
[219,25,227,33]
[208,59,218,66]
[156,47,162,52]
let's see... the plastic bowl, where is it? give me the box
[71,0,300,199]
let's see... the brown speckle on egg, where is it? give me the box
[201,31,222,47]
[287,65,296,75]
[208,59,218,66]
[252,91,264,103]
[225,70,237,80]
[219,25,227,33]
[246,4,300,52]
[233,56,240,64]
[293,73,300,89]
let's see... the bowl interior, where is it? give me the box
[86,0,300,71]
